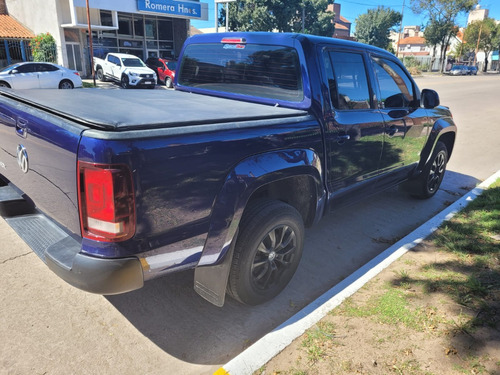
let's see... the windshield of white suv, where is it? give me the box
[178,43,303,102]
[122,58,145,67]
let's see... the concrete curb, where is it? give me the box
[215,170,500,375]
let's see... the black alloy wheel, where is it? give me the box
[228,199,305,305]
[121,75,129,89]
[411,141,448,199]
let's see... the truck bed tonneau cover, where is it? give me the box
[0,89,307,131]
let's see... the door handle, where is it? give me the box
[16,118,28,138]
[336,134,350,145]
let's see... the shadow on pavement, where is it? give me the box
[107,170,480,365]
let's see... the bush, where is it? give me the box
[407,66,422,76]
[30,33,57,63]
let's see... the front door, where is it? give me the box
[322,49,386,196]
[10,63,39,89]
[66,43,83,75]
[370,56,429,174]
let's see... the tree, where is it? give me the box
[464,18,500,72]
[354,6,402,50]
[411,0,476,72]
[222,0,335,37]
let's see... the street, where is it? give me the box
[1,74,499,375]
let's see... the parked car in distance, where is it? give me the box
[0,62,82,89]
[466,66,478,75]
[449,65,468,75]
[94,53,156,89]
[145,57,177,88]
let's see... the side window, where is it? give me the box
[37,64,59,72]
[16,64,36,73]
[326,51,371,110]
[372,57,414,108]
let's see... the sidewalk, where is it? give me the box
[217,171,500,375]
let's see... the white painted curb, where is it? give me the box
[216,170,500,375]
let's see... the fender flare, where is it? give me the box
[416,116,457,174]
[197,148,325,267]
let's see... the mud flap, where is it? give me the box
[0,184,34,217]
[194,235,237,307]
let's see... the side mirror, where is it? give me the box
[421,89,440,109]
[10,69,18,74]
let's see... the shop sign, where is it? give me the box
[137,0,202,18]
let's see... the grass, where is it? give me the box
[259,180,500,374]
[301,321,338,362]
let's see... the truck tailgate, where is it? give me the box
[0,91,86,235]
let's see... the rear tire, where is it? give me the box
[228,200,305,305]
[410,141,448,199]
[96,68,106,82]
[59,80,74,89]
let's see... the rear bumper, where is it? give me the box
[1,184,143,294]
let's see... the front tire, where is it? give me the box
[0,81,11,88]
[411,141,448,199]
[121,75,129,89]
[59,80,74,89]
[228,200,305,305]
[165,76,173,88]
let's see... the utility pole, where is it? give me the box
[396,0,405,58]
[86,0,95,86]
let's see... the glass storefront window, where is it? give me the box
[159,42,173,50]
[118,16,133,36]
[119,39,143,48]
[134,18,144,37]
[145,19,157,39]
[158,20,173,41]
[100,10,113,27]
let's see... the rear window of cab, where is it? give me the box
[177,42,304,103]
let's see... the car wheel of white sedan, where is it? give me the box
[59,80,74,89]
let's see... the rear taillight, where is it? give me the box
[78,161,135,242]
[73,72,80,76]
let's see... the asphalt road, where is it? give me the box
[1,74,499,375]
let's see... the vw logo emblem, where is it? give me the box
[17,145,29,174]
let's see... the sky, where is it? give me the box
[191,0,500,33]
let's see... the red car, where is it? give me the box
[145,57,177,88]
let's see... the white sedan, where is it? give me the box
[0,62,83,89]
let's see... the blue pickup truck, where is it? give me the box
[0,33,456,307]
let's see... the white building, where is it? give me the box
[467,4,489,24]
[3,0,208,76]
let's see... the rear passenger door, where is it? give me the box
[37,63,61,89]
[370,55,429,175]
[322,49,386,194]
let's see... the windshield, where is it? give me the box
[166,61,177,71]
[122,58,145,67]
[0,63,20,73]
[178,43,303,102]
